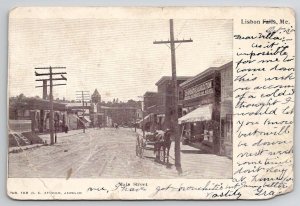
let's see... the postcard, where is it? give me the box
[7,7,295,200]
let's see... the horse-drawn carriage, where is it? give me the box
[136,130,171,163]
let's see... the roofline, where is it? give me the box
[217,61,233,71]
[180,61,233,89]
[155,76,193,86]
[92,89,101,96]
[26,97,66,105]
[143,91,158,96]
[179,68,217,89]
[101,107,139,110]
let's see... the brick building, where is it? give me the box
[142,76,191,132]
[178,61,233,157]
[143,91,159,112]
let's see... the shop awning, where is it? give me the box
[143,114,152,122]
[82,116,91,123]
[178,104,212,124]
[136,114,153,124]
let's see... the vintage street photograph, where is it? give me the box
[8,18,233,179]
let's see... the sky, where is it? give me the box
[9,18,232,102]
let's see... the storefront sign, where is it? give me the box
[184,79,213,100]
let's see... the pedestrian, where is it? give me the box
[64,125,69,133]
[163,128,172,163]
[153,131,161,161]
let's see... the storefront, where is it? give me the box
[143,104,166,131]
[138,113,154,132]
[179,61,233,157]
[219,62,233,158]
[9,98,67,133]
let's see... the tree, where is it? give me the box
[9,94,27,119]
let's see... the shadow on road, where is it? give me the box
[143,156,174,169]
[180,149,210,154]
[143,156,155,160]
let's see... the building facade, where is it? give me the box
[9,97,67,133]
[97,105,140,127]
[219,62,233,157]
[65,102,91,130]
[178,61,233,157]
[142,76,191,132]
[90,89,102,127]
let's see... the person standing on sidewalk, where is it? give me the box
[164,128,172,164]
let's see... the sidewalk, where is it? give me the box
[134,129,232,178]
[168,142,232,179]
[38,129,85,142]
[9,144,43,153]
[8,129,85,153]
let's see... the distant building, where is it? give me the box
[65,102,91,130]
[91,89,101,104]
[99,106,139,127]
[142,76,191,132]
[9,97,66,133]
[143,91,159,112]
[90,89,102,127]
[89,88,141,128]
[141,91,159,131]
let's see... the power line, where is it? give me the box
[35,83,66,88]
[35,66,67,145]
[153,19,193,173]
[35,67,66,70]
[153,20,190,78]
[75,91,90,133]
[35,71,67,76]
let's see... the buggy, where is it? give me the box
[136,130,171,163]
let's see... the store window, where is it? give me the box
[226,114,233,142]
[221,118,225,138]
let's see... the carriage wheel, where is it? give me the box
[159,147,165,163]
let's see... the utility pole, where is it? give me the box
[76,91,90,133]
[153,19,193,173]
[35,66,67,145]
[39,80,48,133]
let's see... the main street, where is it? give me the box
[9,128,232,179]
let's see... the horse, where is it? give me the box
[154,130,172,163]
[114,123,119,129]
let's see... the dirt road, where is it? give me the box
[8,128,232,179]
